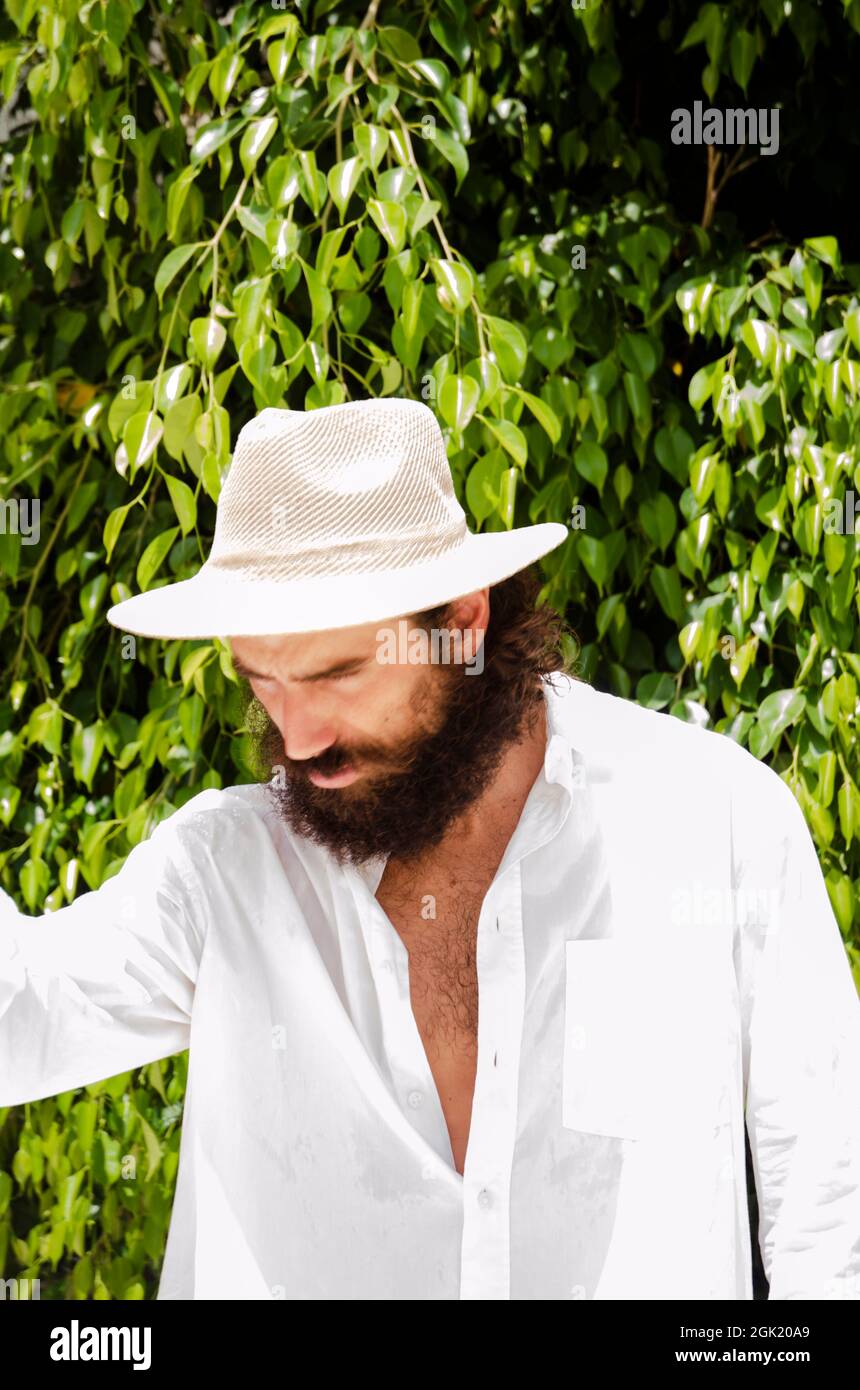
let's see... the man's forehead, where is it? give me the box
[228,621,393,679]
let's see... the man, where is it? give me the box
[1,398,858,1300]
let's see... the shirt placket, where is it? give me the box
[458,752,575,1300]
[457,862,527,1300]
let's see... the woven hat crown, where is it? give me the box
[205,398,467,582]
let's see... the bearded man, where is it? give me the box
[1,399,858,1301]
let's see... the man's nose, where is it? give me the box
[272,689,338,762]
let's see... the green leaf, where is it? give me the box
[240,334,277,391]
[166,167,199,243]
[302,263,332,331]
[123,411,163,472]
[27,701,63,753]
[750,531,778,584]
[377,25,422,63]
[430,257,473,313]
[465,356,502,410]
[239,115,278,175]
[429,127,469,188]
[751,688,805,757]
[70,722,105,790]
[80,572,108,624]
[338,292,371,335]
[619,334,658,381]
[190,118,239,164]
[165,475,197,536]
[154,364,193,414]
[481,417,527,468]
[517,391,561,444]
[20,858,50,911]
[465,449,505,524]
[639,492,676,551]
[259,12,300,46]
[439,375,480,433]
[532,326,573,373]
[163,395,202,463]
[782,326,815,359]
[650,563,686,622]
[741,318,778,365]
[730,28,757,90]
[485,316,527,382]
[688,362,716,410]
[103,503,133,561]
[636,672,676,710]
[327,156,364,220]
[367,198,407,253]
[623,371,652,434]
[654,426,694,486]
[574,440,608,492]
[804,235,840,270]
[189,317,227,371]
[155,243,199,303]
[802,257,823,317]
[179,693,204,752]
[266,154,300,209]
[137,1113,163,1182]
[429,14,471,68]
[136,528,180,592]
[354,123,389,171]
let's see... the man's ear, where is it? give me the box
[447,588,490,633]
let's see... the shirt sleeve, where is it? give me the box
[0,812,206,1107]
[734,757,860,1300]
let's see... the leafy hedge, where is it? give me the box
[0,0,858,1299]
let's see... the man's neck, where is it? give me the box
[391,694,550,874]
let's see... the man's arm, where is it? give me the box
[0,812,205,1106]
[735,758,860,1299]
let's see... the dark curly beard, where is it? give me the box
[246,654,546,868]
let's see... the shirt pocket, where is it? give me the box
[562,934,735,1141]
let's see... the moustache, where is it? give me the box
[282,742,398,779]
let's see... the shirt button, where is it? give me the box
[477,1188,493,1210]
[380,959,394,973]
[407,1090,424,1109]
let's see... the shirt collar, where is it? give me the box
[349,673,583,894]
[541,673,581,796]
[488,674,580,876]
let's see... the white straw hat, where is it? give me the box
[106,397,568,638]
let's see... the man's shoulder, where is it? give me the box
[546,673,783,798]
[147,781,278,852]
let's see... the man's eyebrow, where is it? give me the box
[232,654,370,683]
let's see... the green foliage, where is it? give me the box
[0,0,858,1298]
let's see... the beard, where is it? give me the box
[247,650,546,868]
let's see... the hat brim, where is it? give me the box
[105,523,568,639]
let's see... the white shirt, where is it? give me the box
[1,674,858,1300]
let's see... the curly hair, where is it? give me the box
[413,563,579,709]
